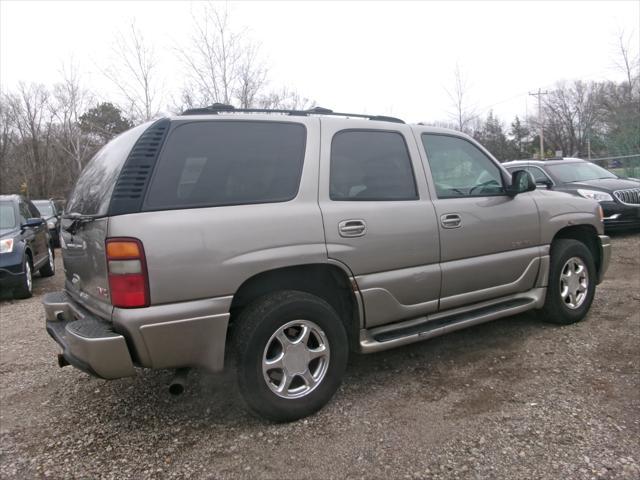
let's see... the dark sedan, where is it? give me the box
[0,195,56,298]
[504,158,640,231]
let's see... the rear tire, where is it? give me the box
[232,290,349,422]
[14,256,33,299]
[539,239,596,325]
[39,245,55,277]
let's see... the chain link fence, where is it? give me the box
[589,154,640,178]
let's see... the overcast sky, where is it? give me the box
[1,0,638,124]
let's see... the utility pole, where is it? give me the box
[529,89,549,159]
[587,137,591,160]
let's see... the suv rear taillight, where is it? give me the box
[106,238,149,308]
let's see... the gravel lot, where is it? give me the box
[1,233,639,479]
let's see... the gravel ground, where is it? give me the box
[1,233,639,480]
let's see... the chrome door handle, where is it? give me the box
[338,219,367,237]
[440,213,462,229]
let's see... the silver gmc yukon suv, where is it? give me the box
[44,105,611,421]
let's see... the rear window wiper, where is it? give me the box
[62,213,106,235]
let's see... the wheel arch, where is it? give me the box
[23,244,33,267]
[229,263,362,351]
[551,224,601,276]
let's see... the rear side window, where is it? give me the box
[145,121,306,209]
[330,130,417,201]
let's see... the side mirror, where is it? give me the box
[21,217,44,229]
[506,170,536,196]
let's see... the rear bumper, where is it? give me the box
[44,290,232,379]
[44,291,136,379]
[597,235,611,284]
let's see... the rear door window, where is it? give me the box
[145,121,307,209]
[329,130,418,201]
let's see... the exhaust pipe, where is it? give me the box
[169,368,190,395]
[57,353,70,368]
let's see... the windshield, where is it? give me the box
[0,202,17,229]
[33,201,54,216]
[547,162,617,183]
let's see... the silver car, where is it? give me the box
[44,106,611,421]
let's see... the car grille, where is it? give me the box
[614,188,640,205]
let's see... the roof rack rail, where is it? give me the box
[181,104,405,124]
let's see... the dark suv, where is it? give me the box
[503,158,640,231]
[0,195,55,298]
[32,199,61,247]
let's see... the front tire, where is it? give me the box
[14,256,33,299]
[232,290,349,422]
[540,239,596,325]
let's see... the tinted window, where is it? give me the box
[18,202,30,223]
[145,121,306,209]
[27,201,41,218]
[330,130,417,201]
[546,162,616,183]
[33,201,54,216]
[421,134,504,198]
[66,122,152,215]
[0,202,17,229]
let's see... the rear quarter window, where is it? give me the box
[66,122,152,215]
[144,121,307,209]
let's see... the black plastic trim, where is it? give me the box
[108,118,171,216]
[181,104,405,124]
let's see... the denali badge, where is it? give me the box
[97,287,109,297]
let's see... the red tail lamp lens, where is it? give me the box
[105,238,149,308]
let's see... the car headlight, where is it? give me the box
[0,238,14,254]
[47,221,55,229]
[577,189,613,202]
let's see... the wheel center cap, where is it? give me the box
[569,274,580,291]
[283,343,309,375]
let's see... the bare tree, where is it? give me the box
[257,87,315,110]
[541,81,603,157]
[51,61,96,177]
[613,29,639,94]
[176,2,267,108]
[0,96,18,193]
[445,63,477,133]
[4,83,56,197]
[104,22,161,122]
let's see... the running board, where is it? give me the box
[359,289,545,354]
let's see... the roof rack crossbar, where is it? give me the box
[181,104,405,124]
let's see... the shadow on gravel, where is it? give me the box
[48,310,546,431]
